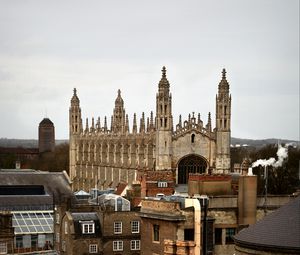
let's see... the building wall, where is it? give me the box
[38,118,55,153]
[0,212,14,254]
[69,68,232,191]
[141,218,178,255]
[101,211,141,255]
[60,211,102,255]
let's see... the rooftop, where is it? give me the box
[234,195,300,253]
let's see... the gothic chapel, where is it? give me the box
[69,67,231,191]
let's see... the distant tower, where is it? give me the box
[155,66,173,170]
[38,118,55,153]
[215,68,231,173]
[69,88,83,180]
[112,89,126,133]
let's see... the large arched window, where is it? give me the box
[177,155,207,184]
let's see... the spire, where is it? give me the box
[115,89,124,106]
[179,115,182,128]
[71,87,80,105]
[162,66,166,78]
[150,111,154,130]
[104,116,107,132]
[85,118,89,133]
[146,117,150,132]
[125,114,129,133]
[197,113,201,125]
[206,112,212,131]
[218,68,229,92]
[222,68,226,79]
[158,66,170,91]
[90,117,95,132]
[132,113,137,134]
[96,117,101,132]
[140,112,145,133]
[110,115,113,132]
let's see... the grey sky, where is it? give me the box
[0,0,299,141]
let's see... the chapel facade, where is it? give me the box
[69,67,231,191]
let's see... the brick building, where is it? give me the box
[58,194,141,255]
[139,173,296,255]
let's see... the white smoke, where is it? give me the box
[251,144,289,168]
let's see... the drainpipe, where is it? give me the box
[185,198,201,255]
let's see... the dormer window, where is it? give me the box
[80,221,95,234]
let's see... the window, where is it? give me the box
[191,134,195,143]
[131,240,140,250]
[113,241,123,251]
[89,244,97,253]
[131,221,140,233]
[165,118,167,128]
[116,197,123,211]
[157,181,168,188]
[153,224,160,242]
[214,228,222,245]
[184,229,194,241]
[16,236,23,248]
[64,221,68,234]
[31,234,38,248]
[225,228,235,244]
[114,222,122,234]
[82,223,95,234]
[0,242,7,254]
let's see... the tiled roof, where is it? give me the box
[115,182,127,195]
[234,195,300,253]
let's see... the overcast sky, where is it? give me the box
[0,0,299,141]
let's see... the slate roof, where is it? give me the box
[71,212,99,221]
[234,195,300,253]
[0,169,74,206]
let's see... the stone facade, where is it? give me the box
[69,67,231,191]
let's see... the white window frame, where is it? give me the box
[114,221,122,234]
[0,242,7,254]
[131,221,140,233]
[113,240,123,251]
[157,181,168,188]
[130,240,140,250]
[89,244,97,253]
[82,223,95,234]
